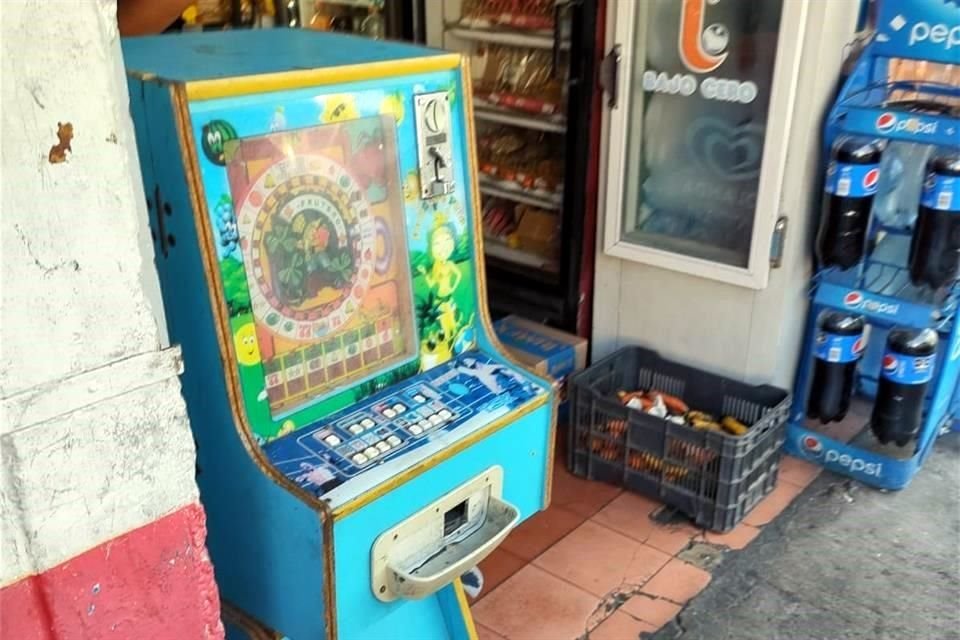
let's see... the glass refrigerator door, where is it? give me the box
[601,0,808,289]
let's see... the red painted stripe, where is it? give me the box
[1,503,223,640]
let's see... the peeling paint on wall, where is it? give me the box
[47,122,73,164]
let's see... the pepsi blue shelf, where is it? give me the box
[787,1,960,491]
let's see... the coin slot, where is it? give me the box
[443,499,468,537]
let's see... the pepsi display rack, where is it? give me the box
[785,0,960,490]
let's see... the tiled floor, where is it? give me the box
[469,451,826,640]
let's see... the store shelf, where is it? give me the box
[484,241,558,273]
[445,25,566,50]
[474,104,566,133]
[479,177,563,210]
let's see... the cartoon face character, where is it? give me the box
[430,224,456,262]
[234,323,261,366]
[321,95,360,123]
[420,327,453,371]
[201,120,238,166]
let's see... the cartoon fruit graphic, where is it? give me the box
[201,119,238,166]
[379,93,405,124]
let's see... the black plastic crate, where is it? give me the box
[567,346,790,532]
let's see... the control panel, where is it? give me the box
[414,91,455,199]
[264,351,545,503]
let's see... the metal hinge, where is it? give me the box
[599,44,621,109]
[769,216,788,269]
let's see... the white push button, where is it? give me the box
[413,394,427,403]
[438,409,453,420]
[352,453,368,465]
[348,424,363,435]
[364,446,379,459]
[393,403,407,414]
[361,418,375,429]
[418,419,431,430]
[324,435,341,446]
[387,435,402,446]
[383,409,397,419]
[410,425,423,435]
[429,414,443,426]
[376,441,391,453]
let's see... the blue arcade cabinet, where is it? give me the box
[123,30,556,640]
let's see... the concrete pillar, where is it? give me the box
[0,1,222,637]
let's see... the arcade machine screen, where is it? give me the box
[223,116,417,418]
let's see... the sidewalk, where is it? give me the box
[469,446,826,639]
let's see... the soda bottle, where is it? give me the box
[870,328,938,447]
[908,153,960,291]
[816,138,884,269]
[807,313,866,423]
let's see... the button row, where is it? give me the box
[350,434,404,466]
[407,409,456,435]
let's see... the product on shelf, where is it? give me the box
[472,45,565,115]
[476,124,564,195]
[481,198,518,242]
[513,205,559,260]
[482,198,560,268]
[460,0,556,31]
[807,313,866,424]
[871,328,939,447]
[306,0,384,37]
[816,137,884,270]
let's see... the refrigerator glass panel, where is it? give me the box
[619,0,784,268]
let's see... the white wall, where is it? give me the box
[0,0,195,584]
[592,1,861,389]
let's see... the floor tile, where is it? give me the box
[588,611,657,640]
[472,565,598,640]
[620,594,683,628]
[534,520,671,597]
[591,492,661,542]
[703,522,761,550]
[475,623,507,640]
[778,455,822,488]
[500,506,585,561]
[475,548,527,601]
[742,481,805,527]
[641,558,712,604]
[644,519,701,556]
[551,463,622,519]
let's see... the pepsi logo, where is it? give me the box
[883,354,899,372]
[863,168,880,190]
[876,112,897,132]
[801,435,823,456]
[853,337,866,354]
[925,174,937,190]
[843,292,863,308]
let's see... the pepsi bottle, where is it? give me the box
[871,328,938,447]
[908,153,960,291]
[816,138,884,269]
[807,313,866,423]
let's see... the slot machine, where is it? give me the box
[123,30,556,640]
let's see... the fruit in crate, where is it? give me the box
[615,389,753,437]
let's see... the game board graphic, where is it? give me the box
[224,116,417,417]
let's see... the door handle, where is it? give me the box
[599,44,622,109]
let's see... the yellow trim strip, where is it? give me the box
[454,579,480,640]
[185,54,462,101]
